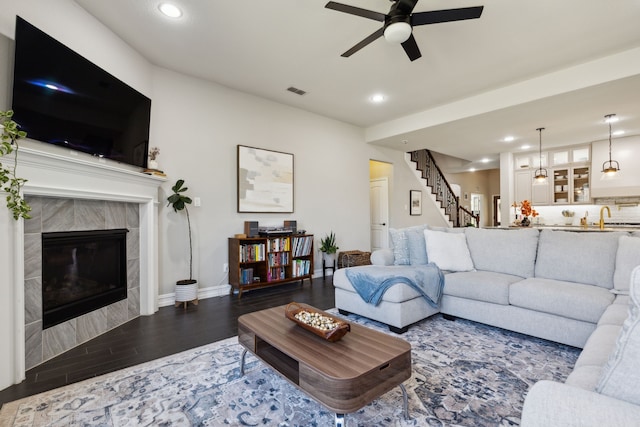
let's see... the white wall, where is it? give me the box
[151,68,370,294]
[368,146,449,229]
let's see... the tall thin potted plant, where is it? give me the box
[0,110,31,220]
[167,179,198,306]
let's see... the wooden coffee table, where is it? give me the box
[238,303,412,426]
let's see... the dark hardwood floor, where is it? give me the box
[0,277,335,406]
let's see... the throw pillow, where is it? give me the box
[406,225,428,265]
[424,229,474,272]
[389,228,410,265]
[596,265,640,405]
[612,235,640,295]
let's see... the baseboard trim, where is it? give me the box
[158,284,232,308]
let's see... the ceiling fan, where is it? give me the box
[325,0,484,61]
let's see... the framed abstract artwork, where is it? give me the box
[410,190,422,216]
[237,145,294,213]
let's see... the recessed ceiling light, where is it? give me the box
[504,136,515,142]
[159,3,182,18]
[613,130,625,136]
[521,144,531,150]
[481,158,490,163]
[469,168,476,172]
[370,93,386,103]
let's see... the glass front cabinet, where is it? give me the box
[550,145,590,205]
[515,144,591,206]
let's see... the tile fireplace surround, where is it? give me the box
[0,145,164,388]
[24,196,142,369]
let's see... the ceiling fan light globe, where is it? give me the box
[384,22,412,44]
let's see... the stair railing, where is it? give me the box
[409,149,480,228]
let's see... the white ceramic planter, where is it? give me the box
[175,281,198,302]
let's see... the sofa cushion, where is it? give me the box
[613,234,640,295]
[509,278,615,323]
[534,229,624,289]
[424,229,474,272]
[443,271,521,305]
[565,365,604,391]
[575,324,622,368]
[596,266,640,406]
[332,266,422,303]
[599,303,631,327]
[465,227,539,278]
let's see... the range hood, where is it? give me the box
[592,196,640,206]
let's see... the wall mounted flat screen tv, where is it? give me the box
[11,16,151,168]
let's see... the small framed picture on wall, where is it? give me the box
[410,190,422,216]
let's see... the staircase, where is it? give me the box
[408,149,480,228]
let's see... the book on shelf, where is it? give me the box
[269,237,290,252]
[239,243,266,262]
[292,259,311,277]
[240,268,254,285]
[292,235,313,257]
[268,252,290,266]
[267,266,286,281]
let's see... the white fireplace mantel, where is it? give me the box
[0,144,165,389]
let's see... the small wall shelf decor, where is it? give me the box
[237,145,294,213]
[410,190,422,215]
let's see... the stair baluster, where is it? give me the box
[409,149,479,228]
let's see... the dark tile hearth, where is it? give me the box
[0,277,335,406]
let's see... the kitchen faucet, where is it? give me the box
[599,206,611,230]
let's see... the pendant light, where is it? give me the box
[533,127,548,184]
[601,114,620,179]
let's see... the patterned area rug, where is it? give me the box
[0,312,580,426]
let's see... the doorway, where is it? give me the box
[493,195,501,226]
[370,160,392,251]
[370,178,389,252]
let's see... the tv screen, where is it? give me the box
[11,16,151,168]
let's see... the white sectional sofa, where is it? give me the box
[333,226,640,426]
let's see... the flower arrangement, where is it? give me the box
[520,200,538,218]
[149,147,160,160]
[512,200,538,227]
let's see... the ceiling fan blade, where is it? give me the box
[393,0,419,15]
[401,34,422,61]
[411,6,484,26]
[325,1,386,22]
[341,27,385,57]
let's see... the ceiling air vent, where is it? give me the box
[287,86,307,96]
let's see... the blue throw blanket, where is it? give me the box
[345,263,444,307]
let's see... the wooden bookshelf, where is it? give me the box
[228,234,314,298]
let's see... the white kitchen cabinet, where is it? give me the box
[515,170,550,205]
[552,165,590,204]
[515,152,547,170]
[515,170,532,202]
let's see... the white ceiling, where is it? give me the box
[73,0,640,172]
